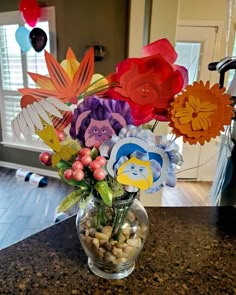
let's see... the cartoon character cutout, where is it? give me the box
[70,96,133,147]
[84,119,116,147]
[117,157,155,190]
[100,131,171,193]
[35,118,61,152]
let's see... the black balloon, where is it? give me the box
[29,28,47,52]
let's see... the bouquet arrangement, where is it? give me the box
[12,38,233,277]
[12,38,233,210]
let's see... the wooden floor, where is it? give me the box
[0,167,212,250]
[162,181,211,206]
[0,167,73,250]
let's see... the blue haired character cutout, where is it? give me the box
[99,126,183,193]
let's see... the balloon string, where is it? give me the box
[175,152,219,175]
[151,120,159,132]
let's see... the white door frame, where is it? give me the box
[177,20,225,85]
[176,20,225,181]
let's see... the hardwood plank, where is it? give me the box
[0,187,33,223]
[0,223,11,243]
[162,181,212,206]
[0,167,73,249]
[0,209,6,217]
[0,216,30,249]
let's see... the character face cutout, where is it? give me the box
[117,157,153,190]
[84,118,116,147]
[35,119,61,152]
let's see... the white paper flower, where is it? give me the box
[12,96,71,140]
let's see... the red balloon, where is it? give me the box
[19,0,41,27]
[23,8,41,27]
[20,0,37,10]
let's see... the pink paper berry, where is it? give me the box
[95,156,106,167]
[64,169,74,180]
[72,161,84,171]
[79,148,91,156]
[89,160,101,171]
[93,168,106,180]
[81,155,92,166]
[73,169,84,181]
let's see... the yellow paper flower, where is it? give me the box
[170,81,234,145]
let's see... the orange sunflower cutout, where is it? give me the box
[169,81,234,145]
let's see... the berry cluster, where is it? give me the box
[63,148,107,182]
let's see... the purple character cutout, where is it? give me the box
[70,96,133,147]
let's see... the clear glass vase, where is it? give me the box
[76,193,149,279]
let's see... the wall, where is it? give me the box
[0,0,129,169]
[128,0,146,57]
[149,0,180,136]
[128,0,179,56]
[179,0,227,21]
[150,0,179,44]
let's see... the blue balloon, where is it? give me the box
[15,26,32,52]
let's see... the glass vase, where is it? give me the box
[76,193,149,279]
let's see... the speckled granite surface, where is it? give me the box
[0,207,235,295]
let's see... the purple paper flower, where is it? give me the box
[70,96,133,147]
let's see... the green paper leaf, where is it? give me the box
[94,181,113,207]
[57,189,88,213]
[90,147,98,160]
[56,160,71,169]
[58,167,89,190]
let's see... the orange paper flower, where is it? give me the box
[170,81,234,145]
[18,48,112,104]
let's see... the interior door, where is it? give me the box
[174,25,219,179]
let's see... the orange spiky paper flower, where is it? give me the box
[18,48,114,104]
[169,81,234,145]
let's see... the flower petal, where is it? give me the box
[142,38,177,64]
[28,72,56,90]
[44,50,72,92]
[71,48,94,96]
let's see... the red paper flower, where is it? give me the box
[112,39,188,124]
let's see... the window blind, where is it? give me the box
[0,24,24,91]
[0,8,56,151]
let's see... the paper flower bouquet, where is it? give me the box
[12,38,233,278]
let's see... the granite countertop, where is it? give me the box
[0,207,235,295]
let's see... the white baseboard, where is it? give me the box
[0,161,59,179]
[197,176,214,182]
[178,177,213,182]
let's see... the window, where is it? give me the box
[0,7,56,151]
[175,42,202,84]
